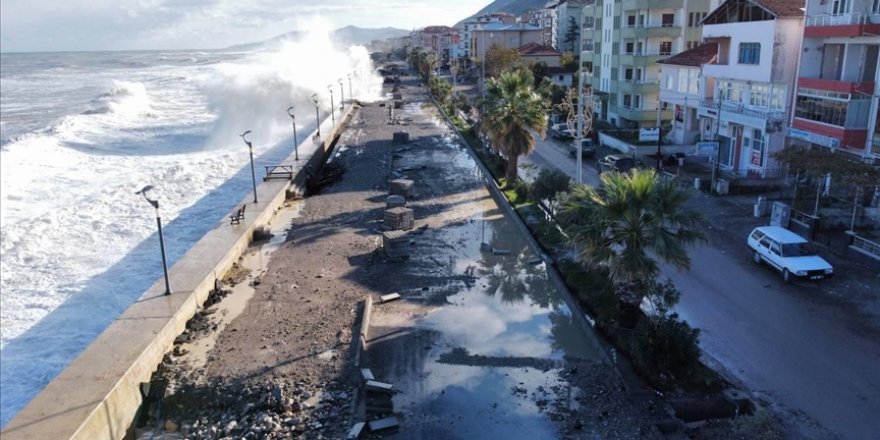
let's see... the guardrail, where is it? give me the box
[791,208,814,226]
[805,13,874,27]
[851,235,880,258]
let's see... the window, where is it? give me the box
[637,41,643,54]
[583,17,595,29]
[659,41,672,55]
[795,95,848,126]
[750,84,769,107]
[634,95,641,108]
[627,15,636,27]
[624,68,633,80]
[770,87,785,110]
[874,0,880,14]
[832,0,850,15]
[662,14,675,27]
[752,129,765,167]
[626,42,634,54]
[678,69,689,93]
[665,74,674,90]
[623,94,632,107]
[739,43,760,64]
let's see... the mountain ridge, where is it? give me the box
[224,25,410,51]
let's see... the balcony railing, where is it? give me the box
[700,98,785,121]
[805,13,875,27]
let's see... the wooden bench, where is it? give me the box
[229,204,246,225]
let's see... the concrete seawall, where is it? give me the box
[2,107,356,440]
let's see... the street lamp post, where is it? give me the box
[338,78,345,111]
[347,73,353,99]
[311,93,320,137]
[136,185,171,296]
[240,130,258,204]
[286,106,299,160]
[327,85,335,126]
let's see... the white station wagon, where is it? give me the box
[747,226,834,282]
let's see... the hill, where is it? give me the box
[224,25,409,51]
[459,0,549,24]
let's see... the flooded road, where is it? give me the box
[365,102,609,439]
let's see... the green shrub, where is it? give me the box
[633,313,701,381]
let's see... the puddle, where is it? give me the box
[176,202,303,369]
[372,101,606,439]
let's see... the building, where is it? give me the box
[472,23,545,61]
[557,0,590,53]
[581,0,716,128]
[658,43,719,146]
[695,0,805,176]
[455,13,517,67]
[518,42,563,67]
[788,0,880,161]
[540,1,561,48]
[547,66,578,86]
[413,26,460,65]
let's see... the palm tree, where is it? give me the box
[479,68,548,185]
[561,169,705,313]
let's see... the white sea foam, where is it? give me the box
[0,27,381,427]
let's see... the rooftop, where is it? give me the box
[658,43,718,66]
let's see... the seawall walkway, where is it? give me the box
[2,106,356,440]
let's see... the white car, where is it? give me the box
[747,226,834,282]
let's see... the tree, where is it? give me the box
[563,17,580,53]
[560,52,578,72]
[530,168,571,215]
[484,44,521,78]
[479,69,549,185]
[528,61,549,88]
[560,169,705,309]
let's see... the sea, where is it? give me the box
[0,31,382,426]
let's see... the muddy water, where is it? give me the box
[369,103,606,439]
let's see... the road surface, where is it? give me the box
[523,137,880,440]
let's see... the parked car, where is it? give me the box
[549,123,574,140]
[597,154,636,174]
[568,138,596,158]
[747,226,834,282]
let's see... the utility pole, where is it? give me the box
[576,72,584,184]
[710,100,722,194]
[655,98,663,171]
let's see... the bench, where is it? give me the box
[229,204,246,225]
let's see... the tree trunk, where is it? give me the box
[505,155,519,185]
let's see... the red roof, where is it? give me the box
[518,42,562,56]
[752,0,806,17]
[657,43,719,66]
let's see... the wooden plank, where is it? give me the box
[368,416,400,433]
[360,368,375,381]
[365,380,393,394]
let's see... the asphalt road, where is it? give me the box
[523,138,880,440]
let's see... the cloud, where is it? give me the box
[0,0,488,53]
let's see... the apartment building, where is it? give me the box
[695,0,805,176]
[471,23,545,61]
[557,0,591,53]
[581,0,716,128]
[788,0,880,161]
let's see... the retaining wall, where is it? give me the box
[1,107,356,440]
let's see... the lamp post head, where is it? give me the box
[327,85,333,95]
[311,93,319,106]
[338,78,343,85]
[287,106,295,119]
[136,185,159,210]
[239,130,253,149]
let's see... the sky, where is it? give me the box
[0,0,493,53]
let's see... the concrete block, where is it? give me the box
[384,207,414,231]
[392,131,409,144]
[368,416,400,433]
[380,293,401,303]
[386,195,406,209]
[347,422,365,439]
[361,368,375,381]
[365,380,394,394]
[382,231,408,258]
[389,179,414,197]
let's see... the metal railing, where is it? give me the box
[790,208,815,226]
[805,12,875,27]
[851,235,880,258]
[700,98,786,121]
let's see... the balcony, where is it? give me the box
[618,52,667,66]
[618,79,659,94]
[616,105,672,122]
[804,13,880,37]
[698,99,786,132]
[798,77,875,95]
[620,24,682,39]
[622,0,682,11]
[790,118,869,152]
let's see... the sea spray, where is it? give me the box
[0,30,380,427]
